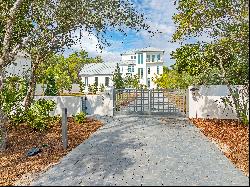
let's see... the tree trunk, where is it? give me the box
[0,68,8,151]
[0,0,27,151]
[24,61,38,110]
[0,110,8,151]
[0,0,26,67]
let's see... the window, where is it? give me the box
[140,54,143,64]
[134,56,136,59]
[157,54,160,61]
[146,55,150,62]
[147,78,150,88]
[121,67,123,72]
[95,77,98,85]
[138,53,143,64]
[157,66,159,74]
[148,67,150,74]
[128,65,132,72]
[105,77,109,86]
[138,68,143,78]
[152,55,155,62]
[131,56,133,59]
[85,77,88,86]
[131,66,134,72]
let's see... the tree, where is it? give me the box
[153,66,193,89]
[37,50,101,95]
[112,63,124,89]
[124,74,140,89]
[44,73,58,96]
[171,0,249,123]
[0,0,152,150]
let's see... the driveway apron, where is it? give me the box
[31,114,249,186]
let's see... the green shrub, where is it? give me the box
[26,98,56,131]
[73,111,87,124]
[44,75,58,96]
[0,76,28,125]
[99,84,105,92]
[88,84,93,93]
[92,83,98,94]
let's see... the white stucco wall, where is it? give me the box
[188,85,249,119]
[34,88,114,117]
[85,89,113,116]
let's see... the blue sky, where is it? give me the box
[65,0,180,67]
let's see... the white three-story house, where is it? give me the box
[79,47,164,90]
[120,47,164,89]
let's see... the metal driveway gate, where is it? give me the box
[114,88,187,116]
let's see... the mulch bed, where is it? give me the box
[190,118,249,176]
[0,117,103,186]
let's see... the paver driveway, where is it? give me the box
[31,114,249,186]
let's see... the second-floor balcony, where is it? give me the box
[146,57,163,63]
[121,59,136,65]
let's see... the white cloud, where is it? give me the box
[64,0,181,67]
[68,30,121,62]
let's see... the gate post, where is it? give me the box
[148,89,151,115]
[61,108,68,150]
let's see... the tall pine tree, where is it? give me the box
[112,63,124,89]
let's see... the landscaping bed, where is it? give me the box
[190,118,249,176]
[0,117,103,186]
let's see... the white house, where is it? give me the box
[79,47,164,90]
[79,62,116,91]
[120,47,164,89]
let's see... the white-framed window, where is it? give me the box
[95,77,98,85]
[134,55,136,59]
[147,78,150,88]
[105,77,109,86]
[138,53,143,64]
[131,56,133,59]
[157,54,160,61]
[132,66,134,72]
[148,67,150,74]
[138,68,143,78]
[146,54,150,62]
[128,65,131,72]
[157,66,159,74]
[85,77,88,85]
[152,55,155,62]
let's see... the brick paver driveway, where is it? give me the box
[32,114,249,186]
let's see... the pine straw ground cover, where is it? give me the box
[190,118,249,177]
[0,117,103,186]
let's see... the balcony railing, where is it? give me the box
[146,58,163,63]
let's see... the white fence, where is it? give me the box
[34,85,248,120]
[187,85,249,119]
[34,88,113,117]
